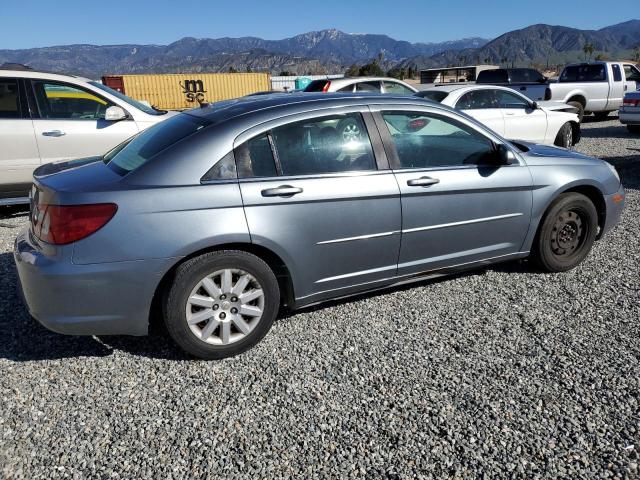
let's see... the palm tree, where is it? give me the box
[633,46,640,63]
[583,43,595,61]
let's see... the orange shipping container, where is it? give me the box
[102,73,271,110]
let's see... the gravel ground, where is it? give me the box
[1,117,639,479]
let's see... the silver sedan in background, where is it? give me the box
[15,93,624,359]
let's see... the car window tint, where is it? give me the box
[457,90,497,109]
[271,113,376,175]
[560,65,606,82]
[31,81,113,120]
[235,133,278,178]
[382,112,496,168]
[337,85,354,92]
[496,90,529,109]
[0,79,20,119]
[355,81,380,92]
[383,81,414,95]
[624,65,640,81]
[105,114,209,174]
[201,152,237,182]
[509,69,545,83]
[416,91,449,102]
[612,64,623,82]
[476,70,508,83]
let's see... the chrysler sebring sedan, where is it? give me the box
[15,93,624,359]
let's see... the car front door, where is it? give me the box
[0,78,40,200]
[372,107,533,277]
[29,79,139,163]
[456,89,505,136]
[497,89,548,143]
[236,108,402,304]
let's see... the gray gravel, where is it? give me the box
[1,116,639,479]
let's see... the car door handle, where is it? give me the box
[42,130,66,137]
[407,176,440,187]
[261,185,303,197]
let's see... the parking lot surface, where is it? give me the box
[1,117,639,479]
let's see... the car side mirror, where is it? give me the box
[105,106,127,121]
[497,144,517,165]
[530,101,539,110]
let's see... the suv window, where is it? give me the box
[382,112,496,169]
[496,90,529,109]
[355,81,381,93]
[560,65,606,82]
[105,114,209,174]
[272,113,376,175]
[457,89,498,109]
[0,78,20,119]
[31,80,114,120]
[383,81,414,95]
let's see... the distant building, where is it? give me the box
[420,65,499,84]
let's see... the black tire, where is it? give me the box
[554,122,574,148]
[627,125,640,134]
[532,193,598,272]
[164,250,280,359]
[593,111,611,120]
[567,101,585,123]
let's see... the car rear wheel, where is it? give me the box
[554,122,574,148]
[164,250,280,359]
[567,101,585,123]
[532,193,598,272]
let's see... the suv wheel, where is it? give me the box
[164,250,280,359]
[532,193,598,272]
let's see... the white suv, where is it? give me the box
[0,69,176,205]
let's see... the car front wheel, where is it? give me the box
[554,122,574,148]
[532,192,598,272]
[164,250,280,359]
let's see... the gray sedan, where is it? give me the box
[14,93,625,359]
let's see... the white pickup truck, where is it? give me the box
[549,61,640,121]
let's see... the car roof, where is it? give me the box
[0,69,92,82]
[418,84,519,94]
[185,92,446,123]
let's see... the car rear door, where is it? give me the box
[235,107,402,304]
[28,79,139,163]
[0,77,40,200]
[497,89,548,143]
[455,89,505,136]
[371,106,533,277]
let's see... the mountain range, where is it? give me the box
[0,20,638,78]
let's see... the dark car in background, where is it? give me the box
[476,68,551,102]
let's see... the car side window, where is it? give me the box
[235,133,278,178]
[457,90,498,109]
[201,152,237,182]
[355,81,381,92]
[612,64,622,82]
[0,78,20,119]
[31,80,114,120]
[496,90,529,109]
[624,65,640,81]
[271,113,376,175]
[382,111,497,169]
[337,85,354,92]
[383,81,414,95]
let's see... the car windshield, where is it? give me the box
[416,91,449,102]
[89,81,165,115]
[104,114,210,174]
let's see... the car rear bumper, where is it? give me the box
[14,228,174,336]
[601,184,625,237]
[619,111,640,125]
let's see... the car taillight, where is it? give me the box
[322,81,331,92]
[623,98,639,106]
[544,87,552,101]
[36,203,117,245]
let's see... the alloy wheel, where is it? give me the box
[186,269,265,345]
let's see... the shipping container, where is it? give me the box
[102,73,271,110]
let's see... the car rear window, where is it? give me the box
[303,80,331,92]
[104,114,209,174]
[508,69,545,83]
[560,65,607,83]
[416,91,449,102]
[476,70,508,84]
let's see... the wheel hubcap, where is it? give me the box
[550,210,584,256]
[565,128,572,148]
[186,268,265,345]
[342,123,360,142]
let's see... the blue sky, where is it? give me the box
[0,0,634,49]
